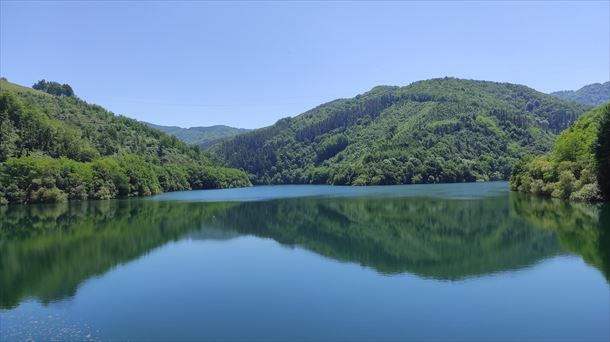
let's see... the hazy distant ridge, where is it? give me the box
[144,122,250,149]
[551,81,610,106]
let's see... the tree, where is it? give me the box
[595,104,610,200]
[62,84,75,97]
[32,79,75,97]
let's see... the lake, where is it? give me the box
[1,182,608,341]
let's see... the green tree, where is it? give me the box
[595,104,610,200]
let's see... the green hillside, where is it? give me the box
[214,77,590,185]
[144,122,249,149]
[510,103,610,202]
[0,80,250,204]
[551,82,610,106]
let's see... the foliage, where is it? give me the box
[32,79,75,97]
[551,81,610,106]
[0,80,250,204]
[0,154,251,204]
[213,78,589,185]
[510,103,610,202]
[596,106,610,200]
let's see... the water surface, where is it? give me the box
[1,182,608,341]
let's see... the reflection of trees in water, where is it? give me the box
[0,200,232,309]
[208,196,563,279]
[510,193,610,281]
[2,193,607,309]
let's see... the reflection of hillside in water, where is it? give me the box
[0,200,234,309]
[510,193,610,282]
[206,195,563,279]
[2,191,606,309]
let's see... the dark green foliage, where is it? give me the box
[214,78,589,185]
[316,133,348,162]
[144,122,250,149]
[595,106,610,200]
[0,80,250,204]
[510,103,610,202]
[551,82,610,106]
[32,79,75,97]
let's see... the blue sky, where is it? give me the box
[1,2,608,129]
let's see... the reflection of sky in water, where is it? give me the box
[149,181,509,202]
[1,239,607,341]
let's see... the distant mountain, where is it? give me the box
[551,82,610,106]
[213,77,590,185]
[144,122,250,149]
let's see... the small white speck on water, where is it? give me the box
[1,309,101,341]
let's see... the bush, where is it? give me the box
[570,183,602,202]
[30,186,68,203]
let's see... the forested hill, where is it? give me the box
[551,82,610,106]
[144,122,249,149]
[213,77,590,185]
[0,79,250,204]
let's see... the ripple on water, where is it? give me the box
[1,308,100,341]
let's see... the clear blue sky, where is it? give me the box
[1,1,608,129]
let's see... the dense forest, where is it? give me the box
[0,80,250,204]
[510,103,610,202]
[214,78,590,185]
[144,122,249,149]
[551,81,610,106]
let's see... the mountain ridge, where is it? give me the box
[143,122,250,149]
[213,77,591,185]
[551,81,610,106]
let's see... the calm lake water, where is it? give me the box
[1,182,609,341]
